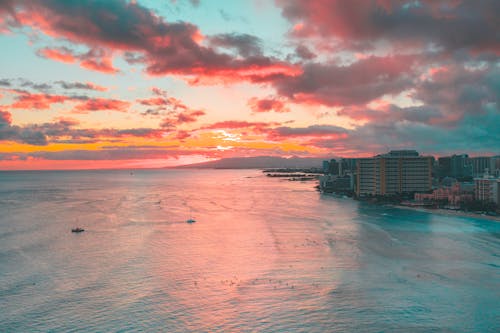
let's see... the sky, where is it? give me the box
[0,0,498,170]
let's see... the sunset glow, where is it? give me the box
[0,0,498,169]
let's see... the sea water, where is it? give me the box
[0,169,499,332]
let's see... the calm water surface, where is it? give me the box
[0,169,499,332]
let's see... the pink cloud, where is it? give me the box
[9,91,70,110]
[2,1,299,82]
[248,97,290,113]
[176,130,191,140]
[161,109,205,128]
[80,56,119,74]
[176,110,205,124]
[202,121,278,132]
[38,47,76,63]
[74,98,130,113]
[267,125,349,141]
[0,109,12,124]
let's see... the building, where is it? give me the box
[474,174,500,205]
[322,159,340,175]
[437,156,451,179]
[384,150,419,157]
[322,160,330,174]
[339,158,357,176]
[470,157,491,177]
[415,183,473,207]
[451,154,472,179]
[319,174,354,193]
[356,150,432,196]
[328,159,339,175]
[490,156,500,177]
[438,154,472,179]
[357,158,377,196]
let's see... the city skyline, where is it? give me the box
[0,0,498,170]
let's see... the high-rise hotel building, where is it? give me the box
[356,150,433,196]
[474,172,500,206]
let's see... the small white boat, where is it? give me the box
[186,206,196,223]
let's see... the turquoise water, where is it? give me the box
[0,169,499,332]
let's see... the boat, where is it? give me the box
[186,206,196,223]
[71,227,85,233]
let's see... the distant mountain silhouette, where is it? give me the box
[176,156,328,169]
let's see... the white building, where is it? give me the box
[474,173,500,205]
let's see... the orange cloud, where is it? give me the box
[73,98,130,113]
[80,57,119,74]
[38,47,76,63]
[9,92,70,110]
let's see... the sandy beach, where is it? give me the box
[388,204,500,222]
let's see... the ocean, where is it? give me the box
[0,169,499,332]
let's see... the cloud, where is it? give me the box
[0,110,12,125]
[1,0,497,160]
[141,108,162,116]
[9,91,70,109]
[294,44,316,60]
[37,46,119,74]
[0,109,48,145]
[271,55,416,106]
[265,107,499,156]
[79,48,120,74]
[176,110,205,123]
[209,33,262,57]
[160,109,205,128]
[37,47,77,63]
[176,130,191,140]
[19,80,52,91]
[247,96,290,113]
[3,90,130,113]
[411,63,499,123]
[55,81,108,91]
[138,96,188,111]
[138,88,206,126]
[336,62,500,127]
[201,120,277,131]
[276,0,500,54]
[268,124,348,140]
[0,148,200,161]
[0,116,168,146]
[0,79,107,94]
[16,129,48,145]
[138,97,169,107]
[2,0,298,82]
[73,98,130,113]
[337,103,449,125]
[347,108,500,155]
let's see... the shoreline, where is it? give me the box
[319,191,500,222]
[386,204,500,222]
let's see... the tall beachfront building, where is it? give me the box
[474,174,500,205]
[470,156,491,177]
[356,150,433,196]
